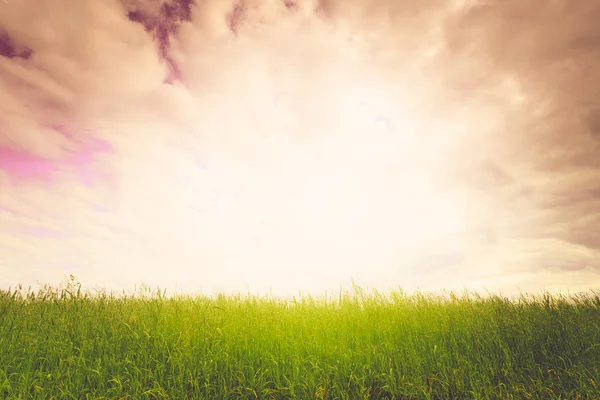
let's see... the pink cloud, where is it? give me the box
[0,146,56,181]
[1,126,113,186]
[66,138,113,166]
[63,136,114,187]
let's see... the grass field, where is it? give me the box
[1,277,599,399]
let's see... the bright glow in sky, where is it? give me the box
[1,0,600,299]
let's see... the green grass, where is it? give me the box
[1,277,599,399]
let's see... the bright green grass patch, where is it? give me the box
[1,278,599,399]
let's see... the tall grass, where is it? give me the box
[1,276,599,399]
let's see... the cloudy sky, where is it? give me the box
[1,0,599,298]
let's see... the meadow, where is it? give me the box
[1,277,599,399]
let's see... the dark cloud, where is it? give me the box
[125,0,197,84]
[0,29,32,59]
[587,108,600,141]
[227,3,248,36]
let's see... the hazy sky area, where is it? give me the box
[1,0,600,299]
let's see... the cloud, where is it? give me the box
[0,0,599,297]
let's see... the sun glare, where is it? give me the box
[172,69,477,290]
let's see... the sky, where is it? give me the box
[1,0,599,299]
